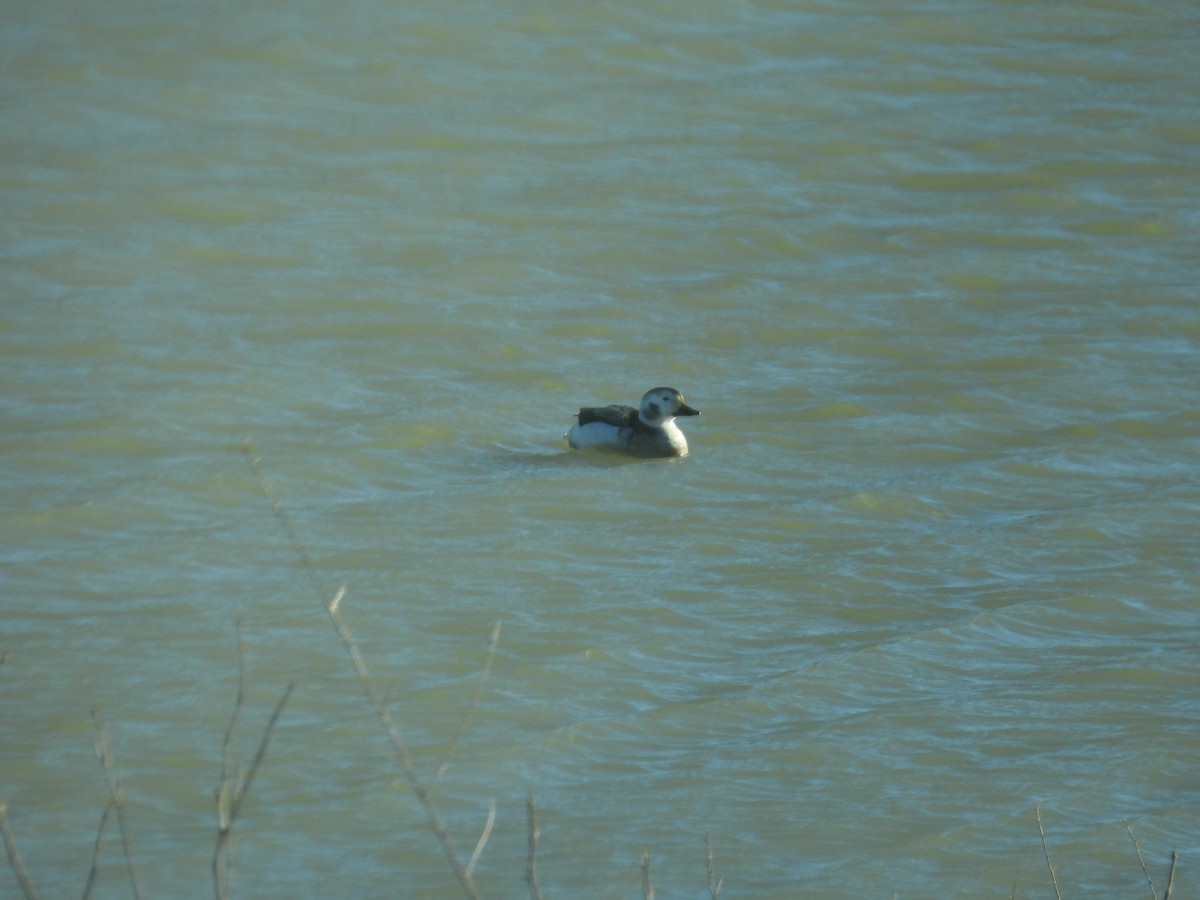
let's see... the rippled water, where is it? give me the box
[3,1,1199,897]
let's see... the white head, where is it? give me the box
[638,387,700,427]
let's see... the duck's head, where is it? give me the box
[639,387,700,426]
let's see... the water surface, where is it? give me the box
[2,1,1198,897]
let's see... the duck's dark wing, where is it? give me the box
[577,404,639,428]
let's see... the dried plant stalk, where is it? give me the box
[0,803,40,900]
[705,831,723,899]
[1034,804,1062,900]
[91,712,144,900]
[525,792,543,900]
[1125,817,1159,900]
[642,849,655,900]
[212,620,295,900]
[81,800,115,900]
[244,443,484,899]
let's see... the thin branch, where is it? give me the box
[242,441,331,610]
[433,620,502,787]
[219,618,249,802]
[642,849,655,900]
[1163,850,1177,900]
[215,618,249,844]
[244,443,481,900]
[91,712,144,900]
[1034,803,1062,900]
[325,593,479,898]
[213,623,296,900]
[233,681,294,823]
[1124,818,1159,900]
[81,800,116,900]
[213,628,243,900]
[705,831,723,899]
[525,793,543,900]
[465,799,496,879]
[0,802,40,900]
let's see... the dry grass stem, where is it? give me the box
[1164,851,1177,900]
[525,793,543,900]
[244,442,483,900]
[322,589,480,898]
[0,802,40,900]
[81,800,116,900]
[704,831,722,899]
[213,619,295,900]
[1034,803,1062,900]
[1125,818,1159,900]
[434,620,502,787]
[91,712,145,900]
[465,798,496,879]
[642,849,655,900]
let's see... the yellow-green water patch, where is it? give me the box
[803,402,872,421]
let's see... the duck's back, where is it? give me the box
[577,404,639,428]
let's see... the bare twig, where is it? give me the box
[213,620,295,900]
[218,618,250,793]
[1164,850,1177,900]
[230,672,293,824]
[325,589,480,898]
[433,620,502,787]
[1125,818,1159,900]
[704,831,723,899]
[1034,803,1062,900]
[244,442,482,900]
[81,800,116,900]
[214,617,249,886]
[642,849,655,900]
[525,793,543,900]
[213,629,244,900]
[91,712,144,900]
[0,802,40,900]
[465,798,496,879]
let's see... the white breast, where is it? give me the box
[567,421,625,450]
[660,420,689,456]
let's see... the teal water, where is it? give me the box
[3,1,1199,897]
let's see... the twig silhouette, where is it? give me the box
[243,441,487,899]
[525,793,543,900]
[434,620,502,788]
[1125,818,1159,900]
[466,799,496,880]
[705,831,723,898]
[1125,816,1180,900]
[0,803,40,900]
[91,712,144,900]
[1034,803,1062,900]
[213,618,295,900]
[642,849,655,900]
[81,800,116,900]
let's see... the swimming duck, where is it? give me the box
[566,387,700,458]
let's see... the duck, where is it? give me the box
[566,387,700,458]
